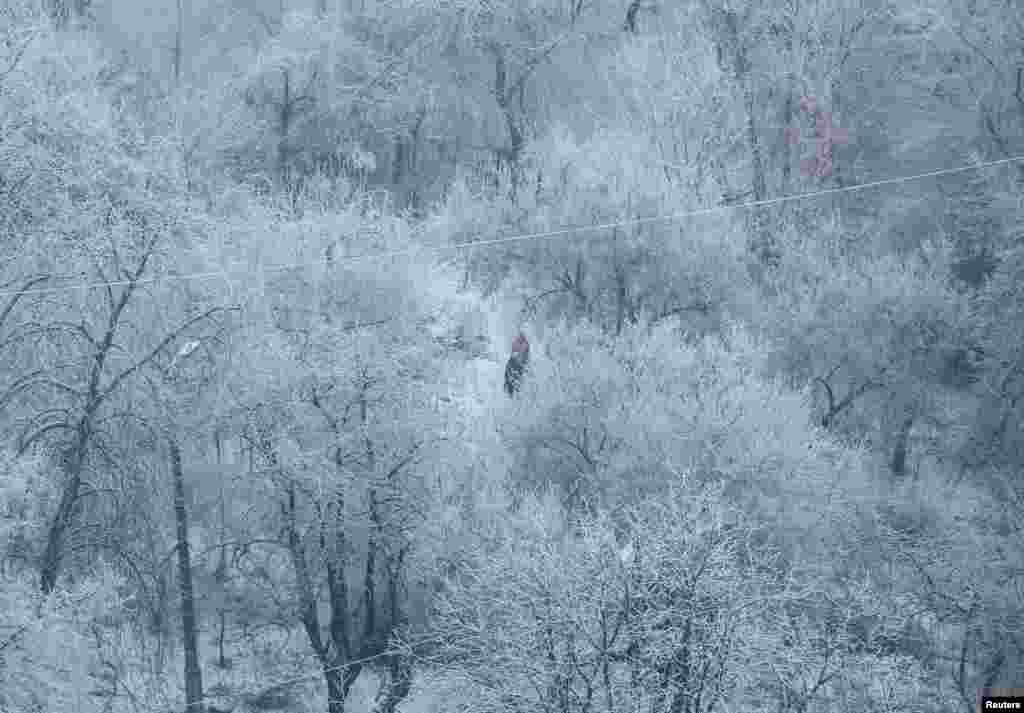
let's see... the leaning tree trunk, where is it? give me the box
[39,417,92,594]
[171,438,205,712]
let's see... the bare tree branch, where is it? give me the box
[0,275,48,332]
[101,307,235,401]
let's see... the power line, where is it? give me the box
[2,154,1022,300]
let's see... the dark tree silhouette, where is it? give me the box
[504,333,530,396]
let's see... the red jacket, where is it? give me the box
[504,334,530,396]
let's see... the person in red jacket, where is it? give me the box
[504,333,530,396]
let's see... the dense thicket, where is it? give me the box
[1,1,1022,712]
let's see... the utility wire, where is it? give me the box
[2,154,1022,300]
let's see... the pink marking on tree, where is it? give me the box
[815,112,849,145]
[799,95,817,113]
[816,137,834,160]
[805,155,833,177]
[786,96,849,178]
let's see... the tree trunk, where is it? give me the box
[623,0,641,33]
[38,243,162,594]
[890,415,914,477]
[39,475,79,593]
[371,558,411,713]
[324,659,360,713]
[615,270,627,336]
[713,8,776,271]
[39,421,91,594]
[173,0,184,85]
[490,45,526,204]
[171,438,205,712]
[278,68,293,188]
[391,136,405,202]
[742,75,774,268]
[286,474,363,713]
[216,611,228,669]
[371,654,412,713]
[215,431,230,670]
[830,78,844,190]
[152,570,170,668]
[780,80,794,197]
[408,109,426,215]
